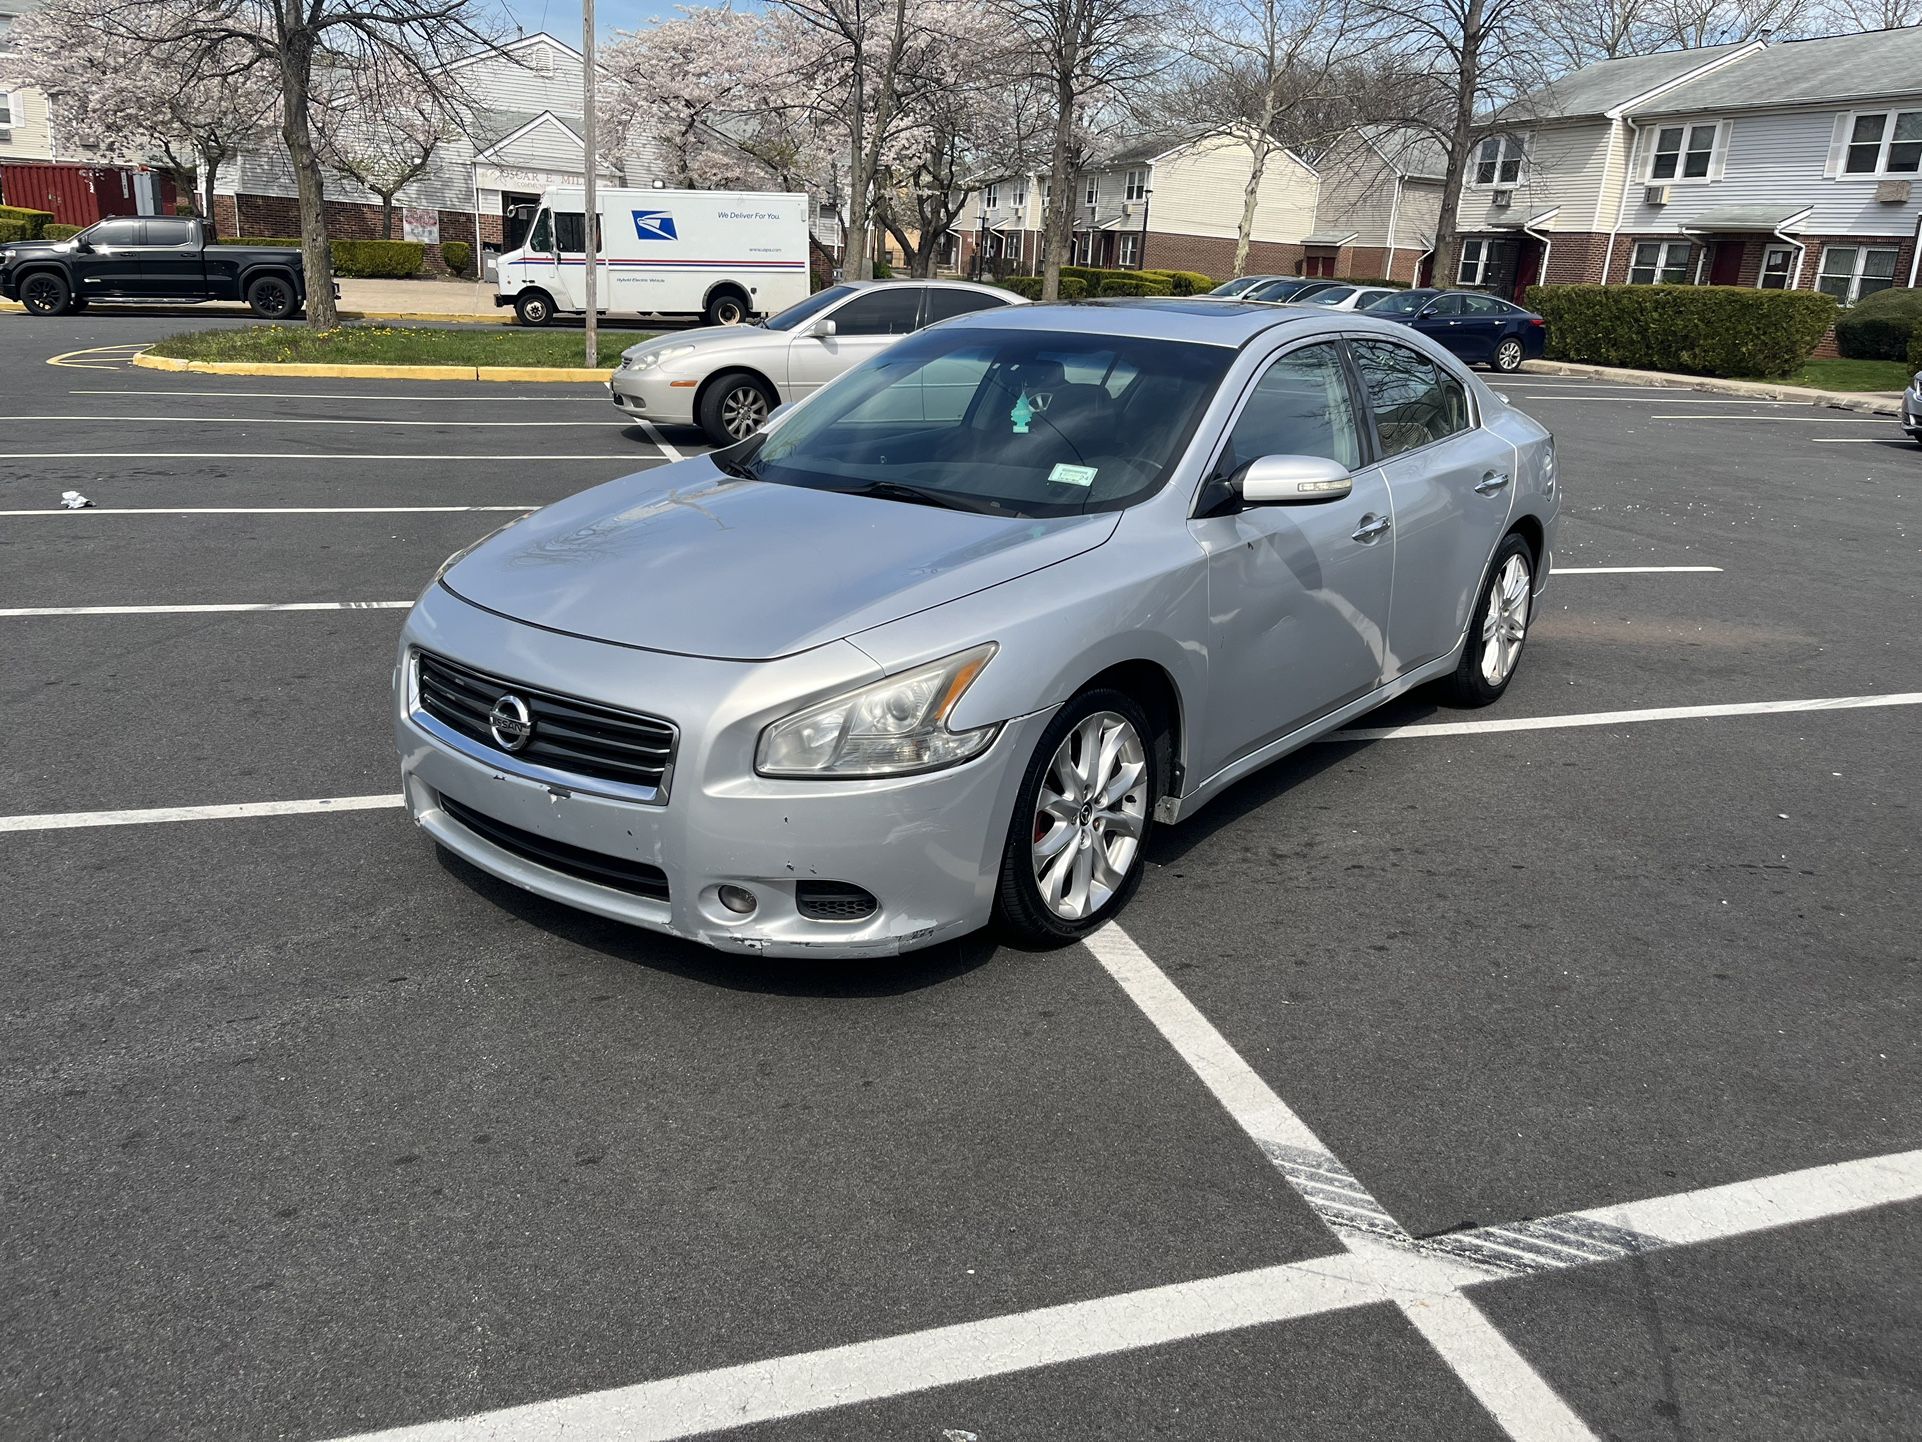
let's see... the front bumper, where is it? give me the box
[608,366,700,427]
[1903,389,1921,439]
[394,585,1046,958]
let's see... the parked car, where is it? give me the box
[1905,365,1921,448]
[0,216,318,318]
[1297,284,1401,312]
[400,299,1557,958]
[1363,289,1546,372]
[610,279,1025,445]
[1240,276,1341,304]
[1207,274,1286,296]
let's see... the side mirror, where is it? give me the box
[73,238,92,253]
[807,318,837,339]
[1238,454,1354,505]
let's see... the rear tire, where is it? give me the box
[698,371,776,445]
[1491,336,1526,372]
[20,271,72,316]
[992,689,1156,948]
[246,274,296,319]
[1443,533,1534,707]
[514,290,555,327]
[704,291,749,326]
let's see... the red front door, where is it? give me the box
[1708,242,1743,286]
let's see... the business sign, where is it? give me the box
[631,210,679,241]
[402,207,439,244]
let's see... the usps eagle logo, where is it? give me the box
[631,210,679,241]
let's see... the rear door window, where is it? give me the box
[1351,339,1472,457]
[144,218,196,247]
[922,288,1010,325]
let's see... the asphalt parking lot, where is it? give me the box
[2,310,1918,1442]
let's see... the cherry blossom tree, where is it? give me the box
[314,59,466,239]
[0,0,278,227]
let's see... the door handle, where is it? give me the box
[1474,471,1510,495]
[1351,513,1391,543]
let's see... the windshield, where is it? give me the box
[733,327,1234,518]
[1301,286,1355,306]
[762,285,856,331]
[1363,289,1431,316]
[1209,276,1265,295]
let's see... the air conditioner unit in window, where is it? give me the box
[1644,184,1671,206]
[1490,189,1514,208]
[1875,179,1911,203]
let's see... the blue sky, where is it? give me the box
[495,0,667,42]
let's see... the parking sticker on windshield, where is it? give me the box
[1049,463,1098,487]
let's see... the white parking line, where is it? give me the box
[315,923,1922,1442]
[1646,414,1893,424]
[1521,396,1800,406]
[636,417,684,462]
[13,414,631,428]
[0,601,411,617]
[1809,437,1915,444]
[0,506,535,517]
[1545,572,1729,580]
[0,794,401,833]
[1326,692,1922,742]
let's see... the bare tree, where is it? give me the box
[1815,0,1922,26]
[89,0,504,326]
[314,57,463,240]
[993,0,1169,299]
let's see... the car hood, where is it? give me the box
[440,460,1119,661]
[624,325,777,361]
[0,239,71,263]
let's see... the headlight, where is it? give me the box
[434,514,527,581]
[1911,371,1922,393]
[757,644,1000,778]
[623,343,698,372]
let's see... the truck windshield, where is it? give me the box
[733,327,1233,518]
[761,286,855,331]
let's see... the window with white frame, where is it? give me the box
[1843,110,1922,176]
[1758,244,1796,289]
[1649,122,1721,181]
[1013,177,1028,207]
[984,182,999,210]
[1124,168,1146,202]
[0,90,12,133]
[1084,175,1097,205]
[1119,232,1139,266]
[1457,238,1493,286]
[1815,245,1900,304]
[1472,134,1525,186]
[1628,241,1693,284]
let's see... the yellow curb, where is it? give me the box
[131,352,612,382]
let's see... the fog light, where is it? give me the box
[718,885,757,915]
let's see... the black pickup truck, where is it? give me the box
[0,216,319,318]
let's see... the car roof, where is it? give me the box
[936,296,1421,348]
[835,278,1019,296]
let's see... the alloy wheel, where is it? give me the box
[1479,553,1531,686]
[1030,710,1148,921]
[22,275,65,314]
[720,385,769,439]
[1495,338,1524,371]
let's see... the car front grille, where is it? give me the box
[438,793,671,902]
[415,650,677,799]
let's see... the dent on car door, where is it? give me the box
[1351,337,1515,675]
[1189,339,1395,780]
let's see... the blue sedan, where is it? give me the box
[1362,289,1547,372]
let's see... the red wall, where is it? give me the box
[0,162,172,226]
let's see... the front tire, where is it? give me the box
[20,272,72,316]
[1490,336,1526,372]
[698,371,776,445]
[993,690,1156,948]
[514,290,555,327]
[1444,533,1534,706]
[704,291,749,326]
[246,274,296,319]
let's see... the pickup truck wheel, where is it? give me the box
[247,275,296,319]
[20,272,72,316]
[515,291,555,327]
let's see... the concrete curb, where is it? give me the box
[1520,360,1905,417]
[131,353,612,383]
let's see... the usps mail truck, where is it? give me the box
[495,187,812,328]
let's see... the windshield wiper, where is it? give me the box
[710,452,761,481]
[835,480,998,514]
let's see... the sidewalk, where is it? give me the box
[1520,360,1905,417]
[338,276,504,323]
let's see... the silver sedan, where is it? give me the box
[398,299,1557,957]
[610,279,1023,445]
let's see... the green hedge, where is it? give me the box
[1835,286,1922,361]
[1523,283,1836,378]
[1137,268,1215,295]
[43,223,82,241]
[1911,329,1922,371]
[440,240,473,275]
[1340,276,1411,289]
[0,219,29,243]
[0,204,55,238]
[1098,277,1174,297]
[1001,274,1088,301]
[217,235,425,276]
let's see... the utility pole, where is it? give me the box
[582,0,598,368]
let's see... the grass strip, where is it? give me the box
[146,324,651,369]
